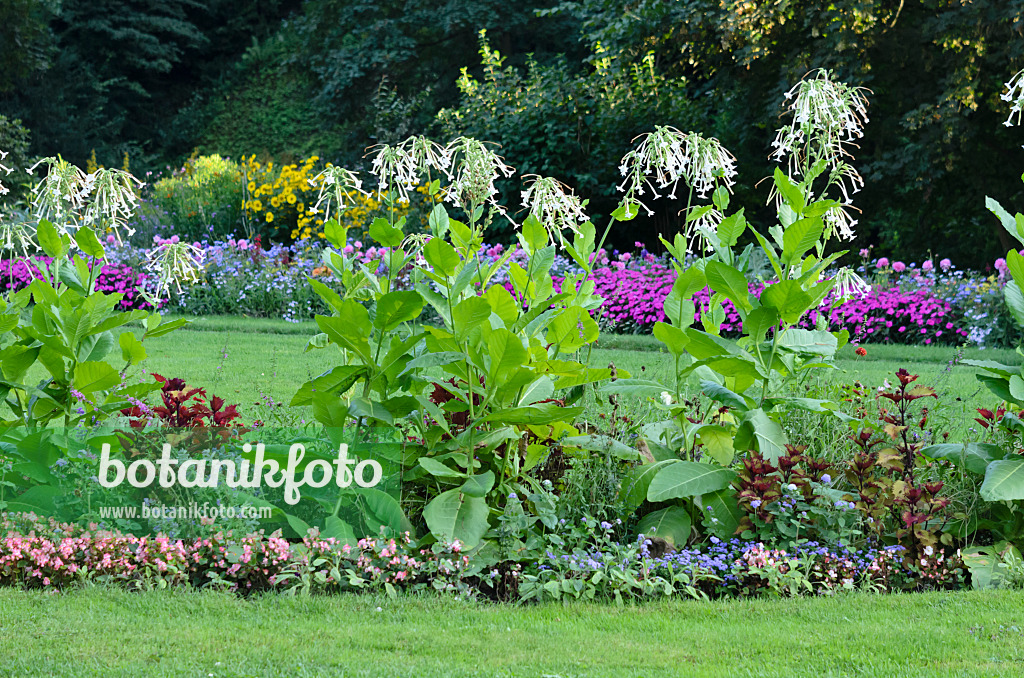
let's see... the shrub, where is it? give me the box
[147,154,244,242]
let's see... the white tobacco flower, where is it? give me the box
[443,137,515,214]
[833,266,871,301]
[771,70,869,191]
[617,127,737,215]
[309,165,367,222]
[0,149,10,196]
[83,168,143,244]
[822,203,859,241]
[520,175,588,241]
[681,205,724,254]
[1002,68,1024,127]
[0,219,39,260]
[370,136,451,204]
[147,241,205,296]
[30,157,92,231]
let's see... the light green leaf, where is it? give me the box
[647,461,736,502]
[637,506,692,547]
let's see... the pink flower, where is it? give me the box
[939,258,951,271]
[996,258,1008,274]
[876,257,890,269]
[921,259,933,272]
[892,261,906,273]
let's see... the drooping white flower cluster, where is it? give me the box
[520,175,589,241]
[617,127,738,214]
[29,157,143,244]
[771,70,869,202]
[309,165,368,222]
[0,149,10,197]
[1002,68,1024,127]
[832,266,871,301]
[146,240,206,296]
[443,137,515,215]
[83,168,143,244]
[369,136,452,205]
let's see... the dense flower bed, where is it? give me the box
[0,513,958,599]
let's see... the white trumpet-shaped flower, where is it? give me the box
[309,165,367,222]
[30,157,92,231]
[443,137,515,214]
[0,219,38,260]
[822,204,859,242]
[0,149,11,196]
[146,241,206,296]
[617,127,737,215]
[1002,68,1024,127]
[833,266,871,301]
[771,70,869,195]
[83,168,143,244]
[369,136,451,205]
[520,175,589,241]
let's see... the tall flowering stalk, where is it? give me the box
[770,70,870,244]
[443,137,515,220]
[309,165,368,223]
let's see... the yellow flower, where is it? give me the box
[266,212,274,223]
[287,194,297,204]
[247,181,256,192]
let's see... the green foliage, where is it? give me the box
[438,32,699,239]
[147,154,244,240]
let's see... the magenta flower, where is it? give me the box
[876,257,890,269]
[892,261,906,273]
[939,258,952,271]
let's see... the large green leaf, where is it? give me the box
[647,461,736,502]
[599,379,666,398]
[422,488,490,548]
[781,216,824,267]
[561,434,639,460]
[733,408,787,462]
[700,487,744,538]
[290,365,368,406]
[980,459,1024,502]
[374,291,424,331]
[693,425,736,466]
[620,460,675,511]
[705,260,752,313]
[423,237,460,276]
[921,443,1006,476]
[485,327,528,384]
[368,217,403,247]
[1004,281,1024,328]
[317,302,373,361]
[73,361,120,394]
[637,506,692,547]
[653,322,689,355]
[760,281,812,325]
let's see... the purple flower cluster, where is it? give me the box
[0,256,155,311]
[587,264,968,344]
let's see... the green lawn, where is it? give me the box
[0,588,1022,677]
[122,315,1010,417]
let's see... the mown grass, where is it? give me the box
[106,315,1011,417]
[0,587,1021,677]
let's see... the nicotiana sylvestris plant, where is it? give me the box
[291,135,632,548]
[0,152,193,517]
[607,70,866,547]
